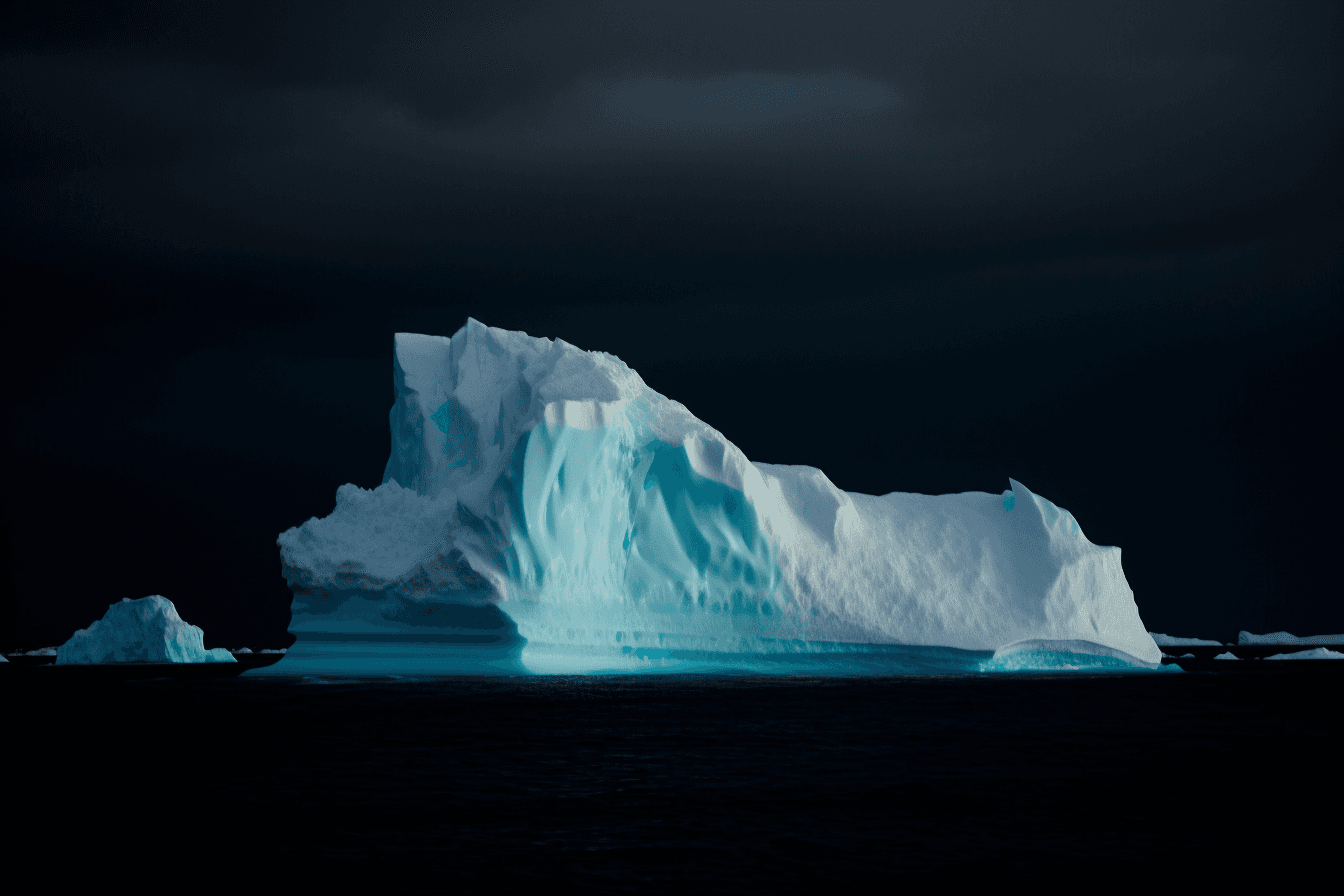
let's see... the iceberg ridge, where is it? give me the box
[277,319,1160,672]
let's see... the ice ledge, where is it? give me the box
[988,638,1160,670]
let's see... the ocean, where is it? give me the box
[8,669,1336,888]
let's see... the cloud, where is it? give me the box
[588,71,897,132]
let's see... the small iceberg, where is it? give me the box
[1239,631,1344,646]
[1213,652,1239,660]
[56,596,235,664]
[1265,648,1344,660]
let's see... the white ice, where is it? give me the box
[278,320,1161,671]
[1150,633,1223,646]
[1265,648,1344,660]
[1238,631,1344,646]
[56,596,235,664]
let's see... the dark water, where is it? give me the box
[9,671,1337,889]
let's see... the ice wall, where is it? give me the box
[278,320,1160,670]
[57,596,236,664]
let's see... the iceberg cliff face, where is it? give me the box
[278,319,1159,670]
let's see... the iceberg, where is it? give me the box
[277,320,1160,673]
[1265,648,1344,660]
[1239,631,1344,646]
[56,596,236,664]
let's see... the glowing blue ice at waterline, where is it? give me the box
[276,320,1161,675]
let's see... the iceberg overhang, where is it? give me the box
[277,320,1160,672]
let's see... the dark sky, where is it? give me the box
[3,1,1340,650]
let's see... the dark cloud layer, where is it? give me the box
[2,2,1341,649]
[4,2,1340,273]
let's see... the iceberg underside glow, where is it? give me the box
[277,320,1161,674]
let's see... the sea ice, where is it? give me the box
[1265,648,1344,660]
[1214,652,1239,660]
[278,320,1161,672]
[56,596,236,664]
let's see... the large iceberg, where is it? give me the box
[57,596,236,664]
[277,320,1160,673]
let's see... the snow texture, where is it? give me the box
[1238,631,1344,646]
[1265,648,1344,660]
[56,596,235,664]
[1150,633,1223,646]
[278,320,1160,670]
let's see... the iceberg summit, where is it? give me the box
[277,320,1160,674]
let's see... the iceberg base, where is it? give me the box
[253,635,1174,676]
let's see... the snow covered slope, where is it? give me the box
[57,596,236,664]
[278,320,1159,670]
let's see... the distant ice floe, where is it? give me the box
[1239,631,1344,646]
[1265,648,1344,660]
[57,596,235,664]
[1214,652,1240,660]
[234,647,253,653]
